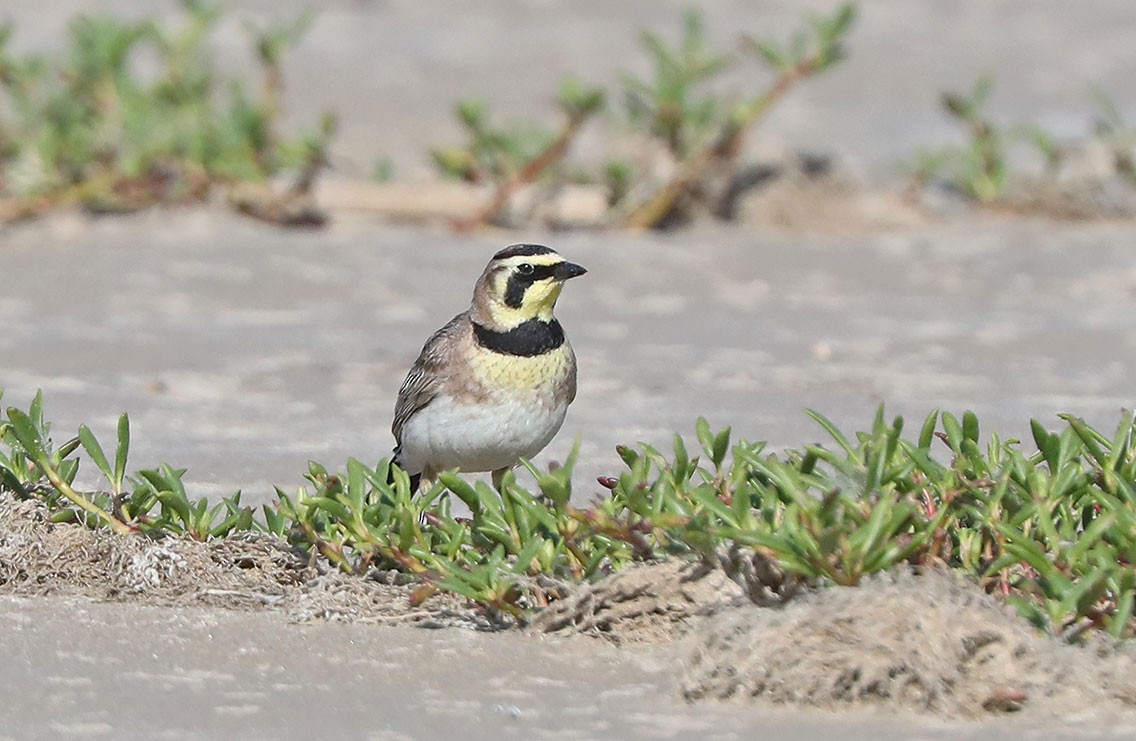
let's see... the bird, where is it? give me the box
[390,243,586,492]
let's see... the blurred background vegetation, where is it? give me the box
[1,1,1134,229]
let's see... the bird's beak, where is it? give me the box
[554,262,587,281]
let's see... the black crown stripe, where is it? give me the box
[493,243,556,260]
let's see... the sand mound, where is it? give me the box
[0,495,303,596]
[0,492,478,626]
[535,560,1136,718]
[681,568,1136,717]
[530,558,745,644]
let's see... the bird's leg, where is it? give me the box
[390,464,423,494]
[417,466,436,494]
[491,467,509,493]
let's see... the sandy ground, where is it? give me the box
[3,1,1136,738]
[3,595,1078,741]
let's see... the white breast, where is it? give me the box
[397,390,569,475]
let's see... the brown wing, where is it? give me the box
[566,342,578,404]
[391,312,468,444]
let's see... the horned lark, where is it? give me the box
[391,244,586,491]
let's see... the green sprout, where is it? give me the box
[0,1,334,224]
[622,4,857,228]
[912,75,1060,204]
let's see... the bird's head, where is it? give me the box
[472,244,586,329]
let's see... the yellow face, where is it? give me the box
[483,252,586,328]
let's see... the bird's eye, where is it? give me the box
[517,263,534,275]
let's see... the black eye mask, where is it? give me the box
[504,264,559,308]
